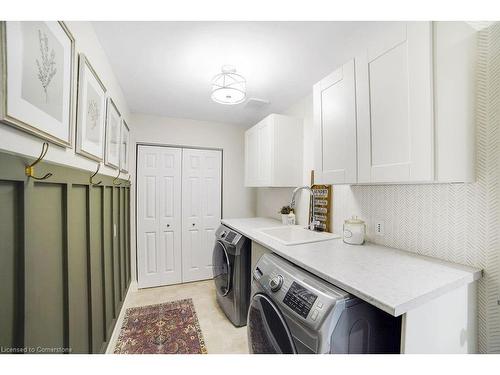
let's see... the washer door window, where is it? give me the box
[212,240,231,296]
[247,293,296,354]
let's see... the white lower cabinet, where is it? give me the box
[137,145,221,288]
[314,21,477,185]
[401,283,477,353]
[245,114,303,187]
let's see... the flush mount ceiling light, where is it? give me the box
[211,65,246,105]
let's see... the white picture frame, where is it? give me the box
[75,54,107,161]
[0,21,76,147]
[120,119,130,173]
[104,97,121,169]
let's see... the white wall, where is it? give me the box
[129,113,257,280]
[0,21,131,178]
[256,23,500,353]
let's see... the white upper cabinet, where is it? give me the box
[357,22,434,183]
[244,126,260,185]
[433,21,477,183]
[314,21,476,185]
[245,114,303,187]
[313,59,358,184]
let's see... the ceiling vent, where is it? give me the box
[245,97,271,109]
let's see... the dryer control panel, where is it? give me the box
[217,226,242,245]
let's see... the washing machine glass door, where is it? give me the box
[247,293,297,354]
[212,240,231,296]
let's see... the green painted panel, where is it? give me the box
[0,181,21,350]
[112,188,121,310]
[0,151,131,354]
[103,187,115,339]
[120,188,126,299]
[90,186,105,353]
[125,188,130,285]
[67,185,90,353]
[25,183,65,352]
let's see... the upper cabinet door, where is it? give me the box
[244,114,302,187]
[257,118,274,185]
[244,120,273,187]
[357,22,434,183]
[313,59,358,184]
[245,127,259,186]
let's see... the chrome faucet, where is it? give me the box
[290,186,317,230]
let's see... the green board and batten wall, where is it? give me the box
[0,151,131,354]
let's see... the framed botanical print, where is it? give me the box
[104,97,121,169]
[120,119,130,173]
[0,21,76,147]
[75,54,107,161]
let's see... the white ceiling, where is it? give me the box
[92,21,369,127]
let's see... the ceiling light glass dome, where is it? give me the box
[211,65,246,105]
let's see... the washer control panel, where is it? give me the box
[283,281,318,319]
[253,253,351,328]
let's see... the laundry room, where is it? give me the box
[1,1,500,374]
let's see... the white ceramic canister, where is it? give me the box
[343,216,366,245]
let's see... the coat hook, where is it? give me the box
[113,169,122,185]
[25,142,53,180]
[90,163,102,186]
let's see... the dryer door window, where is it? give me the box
[247,293,296,354]
[212,240,231,296]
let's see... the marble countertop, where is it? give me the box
[221,217,482,316]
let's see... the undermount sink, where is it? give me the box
[258,225,340,246]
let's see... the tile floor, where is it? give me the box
[106,279,249,354]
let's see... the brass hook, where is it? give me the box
[90,163,102,186]
[113,169,122,186]
[25,142,53,180]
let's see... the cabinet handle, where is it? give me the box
[167,224,170,227]
[192,223,195,226]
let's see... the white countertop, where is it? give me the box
[221,217,482,316]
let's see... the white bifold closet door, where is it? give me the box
[137,145,183,288]
[137,145,222,288]
[182,148,222,283]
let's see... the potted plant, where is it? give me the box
[279,206,292,225]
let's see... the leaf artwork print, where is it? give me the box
[87,98,100,130]
[20,22,65,122]
[35,29,57,103]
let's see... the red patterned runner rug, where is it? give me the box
[114,298,207,354]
